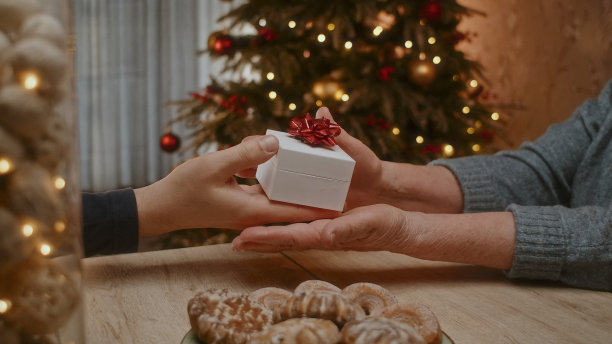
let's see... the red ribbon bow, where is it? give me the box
[287,113,341,146]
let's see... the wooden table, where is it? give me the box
[83,244,612,344]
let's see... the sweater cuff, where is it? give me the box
[429,157,502,212]
[505,205,566,281]
[108,188,139,254]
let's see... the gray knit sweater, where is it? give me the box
[431,80,612,291]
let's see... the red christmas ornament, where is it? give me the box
[258,28,279,41]
[160,132,181,153]
[378,66,395,81]
[420,1,443,22]
[213,35,234,54]
[287,113,341,146]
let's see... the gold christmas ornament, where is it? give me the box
[312,76,342,99]
[0,0,41,31]
[21,14,67,48]
[409,59,436,86]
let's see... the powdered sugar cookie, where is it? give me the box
[342,282,398,315]
[294,280,341,295]
[340,316,425,344]
[378,303,442,344]
[251,317,340,344]
[248,287,292,311]
[274,290,365,327]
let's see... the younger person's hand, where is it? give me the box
[134,135,339,236]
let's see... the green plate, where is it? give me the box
[181,329,454,343]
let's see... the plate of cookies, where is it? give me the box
[184,280,453,344]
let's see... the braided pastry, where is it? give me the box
[274,291,365,327]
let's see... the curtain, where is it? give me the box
[74,0,236,192]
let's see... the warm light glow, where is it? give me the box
[0,299,11,314]
[288,103,297,111]
[305,21,313,29]
[303,50,310,58]
[327,23,335,31]
[22,223,34,237]
[266,72,275,80]
[443,144,455,157]
[373,26,383,36]
[462,106,471,114]
[432,56,441,64]
[288,20,296,29]
[419,52,426,60]
[472,144,481,152]
[344,41,353,49]
[467,127,475,134]
[491,112,500,121]
[333,89,344,100]
[258,18,267,27]
[0,158,12,174]
[392,127,400,135]
[317,34,326,42]
[54,221,66,233]
[419,19,425,26]
[23,72,39,90]
[416,136,424,144]
[428,36,436,44]
[469,79,479,88]
[475,120,483,128]
[54,176,66,190]
[40,243,52,256]
[404,40,413,48]
[268,91,277,100]
[316,99,323,106]
[341,93,350,102]
[452,74,459,81]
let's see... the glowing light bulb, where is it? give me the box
[404,40,413,48]
[462,106,471,114]
[491,112,500,121]
[288,20,296,29]
[467,127,475,134]
[40,243,52,256]
[288,103,296,111]
[469,79,478,88]
[317,34,326,42]
[303,50,310,58]
[266,72,275,80]
[432,56,441,64]
[54,176,66,190]
[333,89,344,100]
[327,23,335,31]
[392,127,400,135]
[0,299,11,314]
[443,144,455,157]
[416,136,424,144]
[419,52,426,60]
[344,41,353,49]
[341,93,350,102]
[428,36,436,44]
[258,18,267,27]
[419,19,425,26]
[0,158,12,174]
[452,74,459,81]
[373,26,383,36]
[315,99,323,106]
[54,221,66,233]
[472,144,481,152]
[23,72,39,90]
[22,223,34,237]
[268,91,277,100]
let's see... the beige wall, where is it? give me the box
[458,0,612,148]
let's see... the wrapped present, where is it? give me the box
[256,122,355,211]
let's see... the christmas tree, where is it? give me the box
[160,0,503,248]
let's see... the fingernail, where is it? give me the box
[259,135,278,153]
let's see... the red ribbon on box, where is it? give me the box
[287,113,341,146]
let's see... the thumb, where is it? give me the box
[315,107,372,159]
[215,135,279,176]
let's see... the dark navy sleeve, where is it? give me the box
[81,188,139,257]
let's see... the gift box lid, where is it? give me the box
[266,129,355,181]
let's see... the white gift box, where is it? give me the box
[256,129,355,211]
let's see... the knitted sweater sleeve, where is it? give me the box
[430,81,612,291]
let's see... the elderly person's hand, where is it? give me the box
[232,203,516,270]
[134,135,339,236]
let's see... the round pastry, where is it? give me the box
[248,287,292,311]
[251,318,340,344]
[294,280,341,295]
[377,303,442,344]
[340,317,425,344]
[188,288,273,344]
[3,258,79,335]
[342,282,398,315]
[274,290,365,327]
